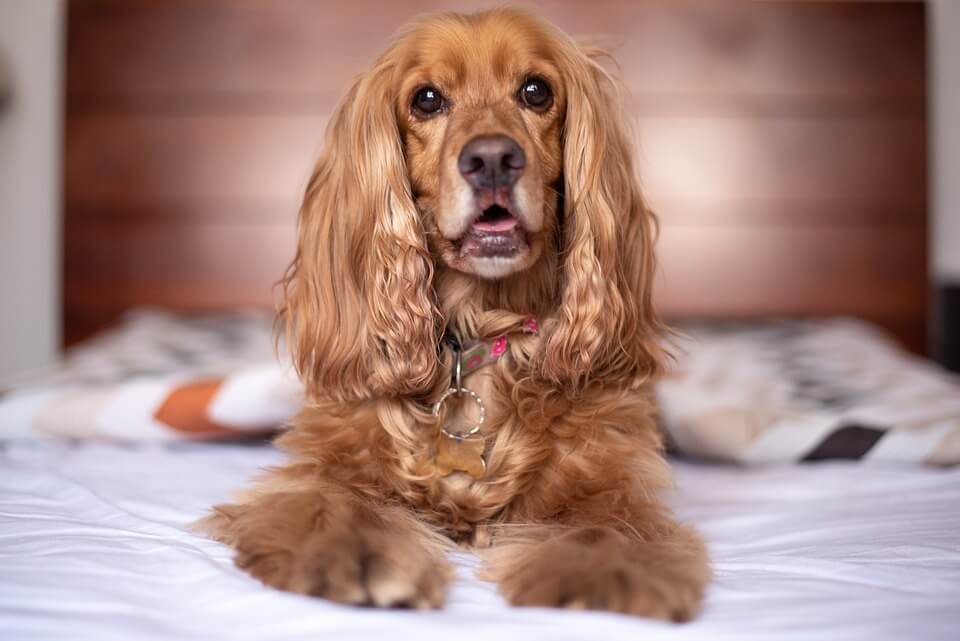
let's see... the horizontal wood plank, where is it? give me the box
[638,116,926,211]
[66,113,926,220]
[656,225,926,318]
[65,222,295,300]
[67,0,925,114]
[65,114,324,211]
[64,220,926,335]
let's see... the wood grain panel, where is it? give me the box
[66,113,925,220]
[66,222,925,317]
[66,114,325,210]
[63,221,927,349]
[63,221,295,343]
[67,0,925,114]
[64,0,929,349]
[657,225,926,317]
[65,222,295,288]
[639,117,926,212]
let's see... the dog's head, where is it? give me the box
[281,9,661,401]
[396,12,565,280]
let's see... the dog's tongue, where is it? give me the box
[471,216,518,232]
[471,206,519,232]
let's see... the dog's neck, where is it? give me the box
[434,250,559,341]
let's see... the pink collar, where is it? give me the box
[454,316,539,376]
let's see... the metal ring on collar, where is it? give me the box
[432,386,485,440]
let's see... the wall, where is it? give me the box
[930,0,960,369]
[62,0,930,352]
[0,0,64,381]
[931,0,960,281]
[0,0,953,378]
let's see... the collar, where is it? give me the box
[442,315,539,378]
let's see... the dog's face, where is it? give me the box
[394,16,566,279]
[282,9,662,401]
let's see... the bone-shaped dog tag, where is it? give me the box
[434,433,486,478]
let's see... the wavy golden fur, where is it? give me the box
[197,9,709,619]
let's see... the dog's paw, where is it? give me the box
[237,520,451,609]
[497,527,705,621]
[201,495,453,610]
[293,522,451,608]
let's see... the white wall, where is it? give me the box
[932,0,960,282]
[0,0,64,380]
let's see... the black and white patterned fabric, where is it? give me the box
[658,319,960,465]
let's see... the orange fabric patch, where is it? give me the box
[154,379,245,437]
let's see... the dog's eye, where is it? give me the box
[412,86,445,117]
[519,77,553,111]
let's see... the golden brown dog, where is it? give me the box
[197,8,709,620]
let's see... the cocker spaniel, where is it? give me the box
[197,8,709,620]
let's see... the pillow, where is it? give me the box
[2,311,957,465]
[658,319,960,465]
[0,310,300,441]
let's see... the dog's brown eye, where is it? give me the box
[519,77,553,111]
[412,86,445,117]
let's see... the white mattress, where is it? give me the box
[1,445,958,641]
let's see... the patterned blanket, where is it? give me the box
[659,321,960,465]
[0,310,957,465]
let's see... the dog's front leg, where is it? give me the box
[194,469,452,609]
[481,509,709,621]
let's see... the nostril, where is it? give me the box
[464,155,484,174]
[502,152,524,172]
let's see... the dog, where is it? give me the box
[197,8,709,620]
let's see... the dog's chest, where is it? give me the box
[432,367,500,491]
[411,366,554,537]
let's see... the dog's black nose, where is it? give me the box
[457,135,526,190]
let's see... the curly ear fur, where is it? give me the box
[279,60,439,402]
[540,42,665,391]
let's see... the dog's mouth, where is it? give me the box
[472,205,519,232]
[459,205,529,259]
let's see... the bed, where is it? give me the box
[3,1,956,640]
[0,440,957,641]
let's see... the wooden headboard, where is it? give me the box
[64,0,928,350]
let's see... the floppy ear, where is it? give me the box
[279,62,439,402]
[540,46,665,391]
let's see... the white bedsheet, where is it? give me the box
[1,443,958,641]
